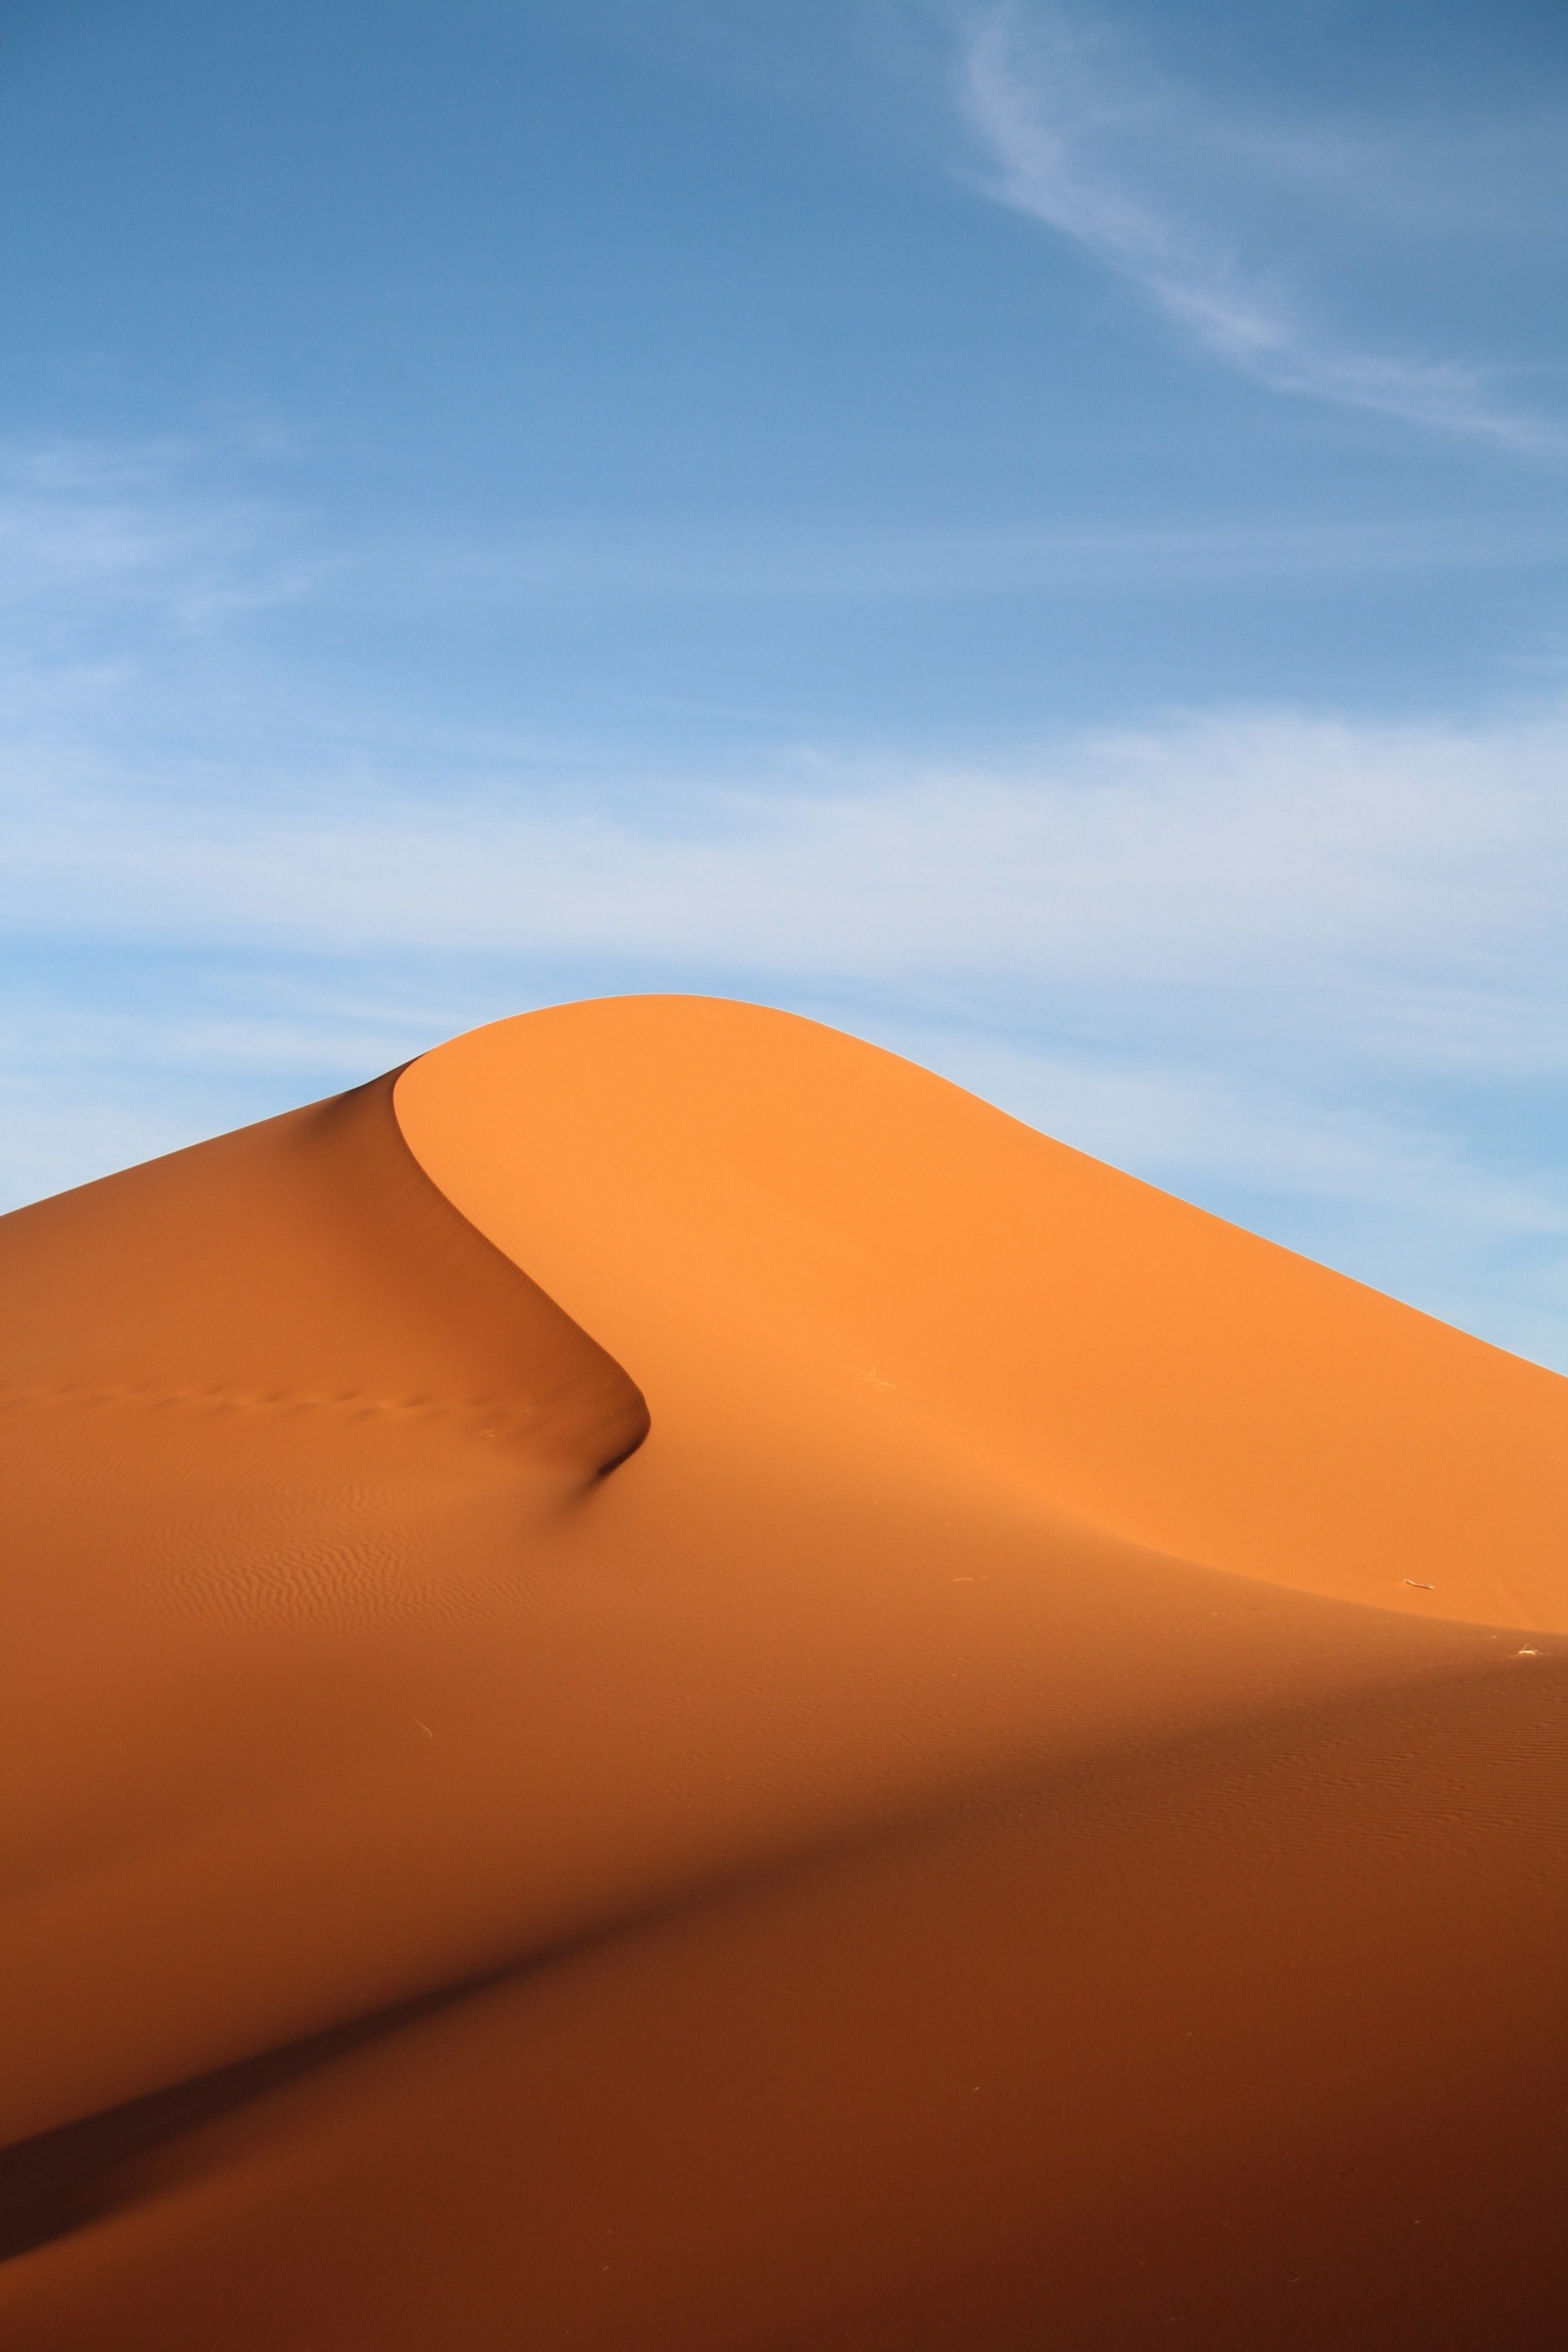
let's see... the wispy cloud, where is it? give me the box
[0,438,323,640]
[960,6,1565,454]
[7,703,1561,1009]
[5,693,1565,1357]
[2,429,1564,1361]
[4,430,1561,695]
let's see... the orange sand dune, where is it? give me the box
[2,995,1566,2349]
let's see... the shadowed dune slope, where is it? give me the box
[3,996,1567,2350]
[1,1071,647,2142]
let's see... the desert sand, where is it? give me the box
[2,993,1566,2348]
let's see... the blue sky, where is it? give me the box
[2,0,1565,1364]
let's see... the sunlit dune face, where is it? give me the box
[399,995,1568,1628]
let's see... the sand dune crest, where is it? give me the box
[3,996,1566,2348]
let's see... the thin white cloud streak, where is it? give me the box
[5,697,1564,1357]
[6,701,1561,1025]
[4,704,1564,1074]
[9,433,1561,642]
[0,441,325,637]
[960,7,1563,454]
[357,511,1564,608]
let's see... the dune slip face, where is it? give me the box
[3,996,1567,2350]
[0,1070,648,2145]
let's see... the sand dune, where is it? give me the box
[2,996,1566,2347]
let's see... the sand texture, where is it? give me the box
[3,995,1566,2347]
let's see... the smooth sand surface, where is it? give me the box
[3,996,1566,2347]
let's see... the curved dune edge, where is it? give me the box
[395,994,1568,1633]
[4,997,1568,2350]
